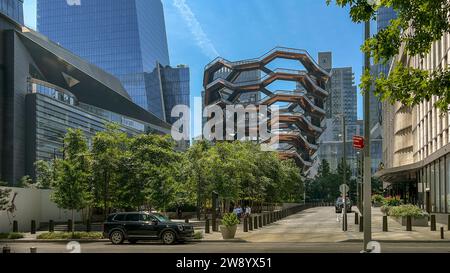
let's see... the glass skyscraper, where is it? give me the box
[377,7,397,33]
[0,0,23,24]
[36,0,171,115]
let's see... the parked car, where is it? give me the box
[103,212,194,245]
[335,197,352,213]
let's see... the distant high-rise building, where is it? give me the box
[0,0,23,24]
[147,63,190,124]
[377,7,397,33]
[310,53,359,177]
[367,6,398,174]
[370,7,398,129]
[36,0,189,119]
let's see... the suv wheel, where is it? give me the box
[110,230,124,245]
[161,230,176,245]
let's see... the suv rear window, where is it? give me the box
[113,214,126,222]
[125,213,140,222]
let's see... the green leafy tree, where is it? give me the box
[52,129,91,234]
[327,0,450,111]
[128,134,180,212]
[34,160,54,189]
[91,124,128,218]
[0,182,11,211]
[17,176,33,188]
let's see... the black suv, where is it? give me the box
[103,212,194,245]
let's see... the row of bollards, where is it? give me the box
[3,246,37,253]
[383,211,450,239]
[9,219,95,233]
[241,204,309,233]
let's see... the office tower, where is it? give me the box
[311,52,360,177]
[36,0,189,119]
[0,9,171,185]
[379,20,450,214]
[0,0,23,24]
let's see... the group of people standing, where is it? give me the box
[232,205,251,219]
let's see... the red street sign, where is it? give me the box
[353,136,365,149]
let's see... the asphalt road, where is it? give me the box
[2,241,450,253]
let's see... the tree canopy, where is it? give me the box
[327,0,450,111]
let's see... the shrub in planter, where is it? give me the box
[388,204,429,227]
[220,213,240,239]
[371,194,385,207]
[382,196,402,207]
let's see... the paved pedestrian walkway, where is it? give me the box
[200,207,450,243]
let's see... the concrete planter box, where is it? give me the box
[220,225,237,239]
[392,216,429,227]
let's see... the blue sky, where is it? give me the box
[23,0,365,137]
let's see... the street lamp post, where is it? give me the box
[336,114,348,231]
[363,20,372,251]
[341,115,347,231]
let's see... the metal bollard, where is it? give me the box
[3,246,11,254]
[249,216,253,231]
[383,215,388,232]
[31,220,36,235]
[359,216,364,232]
[67,219,73,232]
[13,220,18,233]
[262,214,266,226]
[212,218,217,232]
[243,217,248,232]
[185,217,189,224]
[30,247,37,253]
[406,216,412,231]
[49,220,54,233]
[205,217,210,234]
[431,215,437,231]
[86,219,91,233]
[355,212,359,225]
[254,217,258,229]
[448,215,450,231]
[441,226,445,239]
[259,215,262,228]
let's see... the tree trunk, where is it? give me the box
[71,209,75,237]
[103,171,108,220]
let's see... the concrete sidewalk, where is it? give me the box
[199,207,450,243]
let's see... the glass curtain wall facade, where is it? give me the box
[418,156,450,214]
[0,0,23,24]
[36,0,170,113]
[26,79,157,176]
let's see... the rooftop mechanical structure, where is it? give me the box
[203,47,331,173]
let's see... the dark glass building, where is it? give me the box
[0,11,171,185]
[146,63,190,124]
[36,0,171,114]
[0,0,23,24]
[377,7,397,33]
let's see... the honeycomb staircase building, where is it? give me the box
[203,47,331,173]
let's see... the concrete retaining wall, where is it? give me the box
[0,187,82,233]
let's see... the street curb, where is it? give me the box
[0,239,109,243]
[0,239,248,244]
[197,239,247,243]
[341,239,450,243]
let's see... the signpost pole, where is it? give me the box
[342,115,347,231]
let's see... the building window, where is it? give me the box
[447,154,450,213]
[440,158,446,213]
[431,163,436,212]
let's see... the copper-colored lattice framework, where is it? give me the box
[203,47,331,171]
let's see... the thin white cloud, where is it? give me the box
[172,0,219,59]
